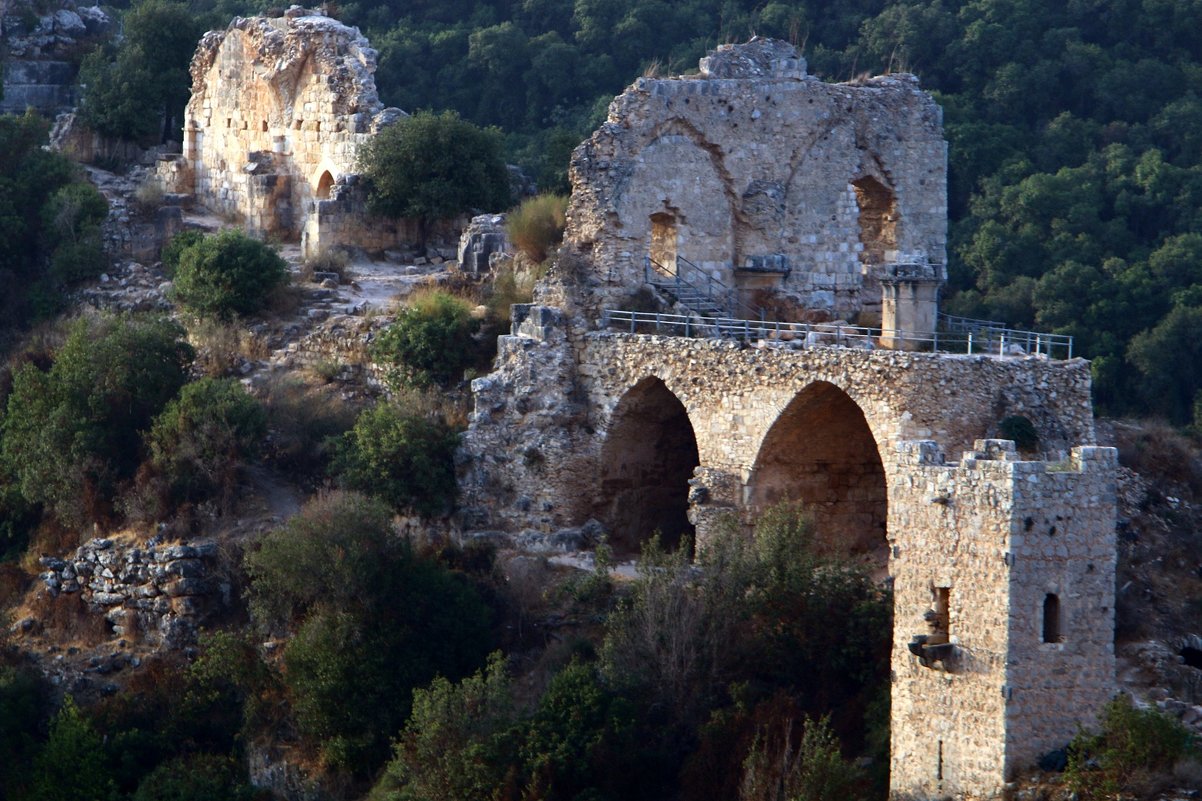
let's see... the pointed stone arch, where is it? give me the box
[746,380,888,567]
[595,376,700,556]
[315,169,335,200]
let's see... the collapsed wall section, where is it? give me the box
[565,38,947,321]
[176,8,403,248]
[888,440,1116,799]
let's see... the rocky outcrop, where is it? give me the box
[0,1,111,115]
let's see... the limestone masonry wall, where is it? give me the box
[565,38,946,321]
[888,441,1116,798]
[174,8,405,253]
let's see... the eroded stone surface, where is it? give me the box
[564,38,946,324]
[166,7,406,255]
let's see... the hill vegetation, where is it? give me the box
[2,0,1202,799]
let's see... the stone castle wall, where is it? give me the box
[888,441,1116,798]
[564,39,946,320]
[179,9,405,250]
[460,312,1116,798]
[461,310,1095,536]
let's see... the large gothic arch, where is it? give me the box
[594,376,701,555]
[745,381,889,566]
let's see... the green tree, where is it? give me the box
[371,290,481,386]
[370,653,516,801]
[330,401,460,516]
[245,492,492,774]
[28,696,117,801]
[1066,694,1197,800]
[356,111,510,248]
[147,377,267,511]
[171,230,289,319]
[78,0,205,143]
[0,315,193,526]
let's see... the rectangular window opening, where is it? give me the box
[929,586,951,644]
[1043,593,1062,643]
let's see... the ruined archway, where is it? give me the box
[595,377,700,556]
[747,381,887,569]
[315,170,335,200]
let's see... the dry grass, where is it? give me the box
[186,317,269,377]
[21,590,111,648]
[299,248,352,284]
[1111,419,1202,497]
[506,193,568,263]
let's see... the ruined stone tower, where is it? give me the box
[461,39,1117,799]
[161,7,410,256]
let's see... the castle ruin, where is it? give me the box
[462,40,1117,799]
[158,8,409,257]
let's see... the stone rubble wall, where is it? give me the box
[564,38,946,319]
[39,537,228,649]
[887,440,1116,799]
[0,3,111,115]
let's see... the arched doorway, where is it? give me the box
[595,377,700,556]
[315,170,335,200]
[746,382,887,570]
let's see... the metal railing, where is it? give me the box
[644,255,763,320]
[600,309,1076,359]
[940,313,1073,359]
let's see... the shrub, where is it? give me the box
[27,696,117,801]
[739,715,861,801]
[1066,694,1197,800]
[132,754,258,801]
[0,314,193,526]
[998,415,1039,452]
[0,664,49,794]
[300,248,351,283]
[245,492,492,774]
[506,193,568,263]
[372,290,481,386]
[171,230,289,319]
[356,110,510,248]
[329,401,460,516]
[146,377,267,512]
[260,376,358,481]
[370,652,516,801]
[160,229,203,276]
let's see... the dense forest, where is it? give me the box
[29,0,1202,423]
[3,0,1202,799]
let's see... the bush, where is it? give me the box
[1066,694,1197,800]
[146,377,267,513]
[739,715,861,801]
[160,229,203,277]
[132,754,258,801]
[260,376,358,481]
[171,230,289,319]
[0,664,49,794]
[27,696,117,801]
[0,314,193,526]
[370,653,516,801]
[507,193,568,263]
[245,492,492,774]
[330,401,460,517]
[356,110,510,247]
[372,290,481,386]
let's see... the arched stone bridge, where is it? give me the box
[461,305,1114,800]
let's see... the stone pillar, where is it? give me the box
[880,263,942,351]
